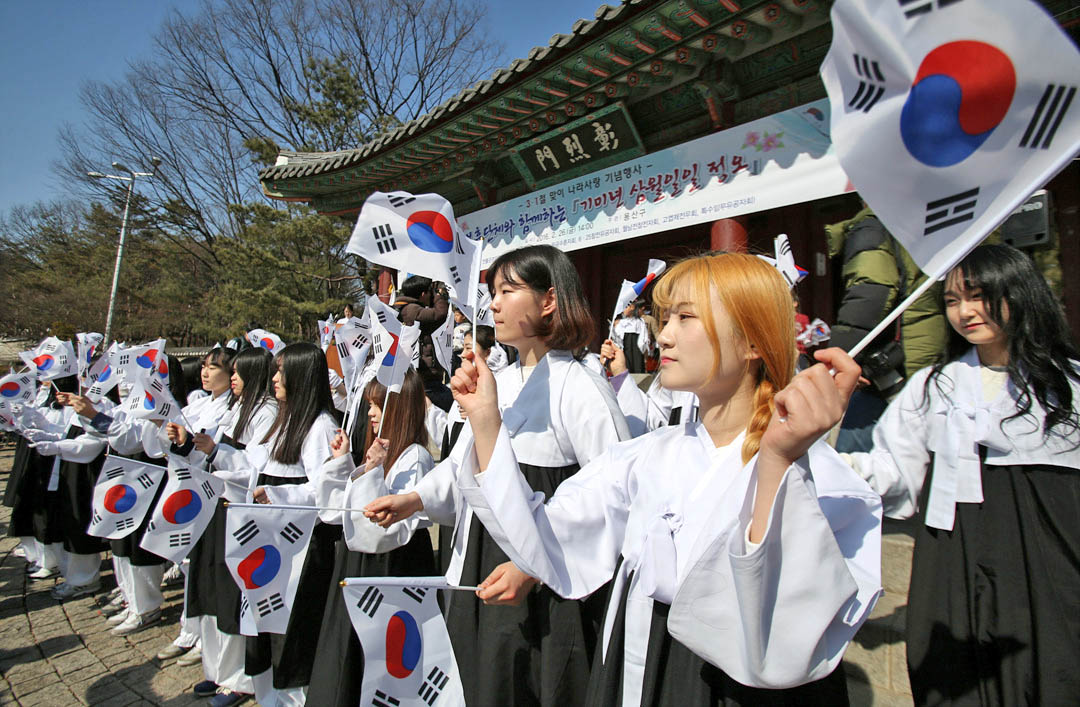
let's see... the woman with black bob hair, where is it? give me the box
[242,342,339,707]
[849,243,1080,704]
[306,368,437,706]
[367,244,631,706]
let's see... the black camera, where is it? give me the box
[859,342,905,396]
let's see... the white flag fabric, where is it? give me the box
[821,0,1080,275]
[474,288,495,328]
[139,466,225,562]
[224,504,318,634]
[610,259,666,334]
[75,332,104,384]
[317,319,334,350]
[121,377,182,421]
[432,309,455,378]
[111,339,166,385]
[0,399,18,431]
[447,233,484,320]
[347,190,479,296]
[85,343,121,403]
[756,234,809,289]
[19,337,77,381]
[0,371,37,405]
[88,456,168,539]
[247,329,286,356]
[368,298,419,394]
[342,578,466,707]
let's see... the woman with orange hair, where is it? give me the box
[380,252,883,703]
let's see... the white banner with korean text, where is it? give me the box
[459,99,851,268]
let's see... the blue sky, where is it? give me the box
[0,0,605,216]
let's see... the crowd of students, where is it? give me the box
[3,242,1078,706]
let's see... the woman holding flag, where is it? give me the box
[369,244,631,706]
[847,244,1080,705]
[305,368,436,706]
[375,251,881,704]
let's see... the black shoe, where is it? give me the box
[193,680,219,697]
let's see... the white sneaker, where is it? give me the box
[29,566,58,580]
[176,645,203,666]
[107,608,132,625]
[50,579,102,600]
[110,609,162,636]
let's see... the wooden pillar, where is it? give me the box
[710,217,748,252]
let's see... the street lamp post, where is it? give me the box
[88,158,160,344]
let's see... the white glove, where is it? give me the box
[24,428,64,444]
[30,440,60,456]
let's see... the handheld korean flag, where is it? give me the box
[139,466,225,563]
[821,0,1080,278]
[446,233,484,322]
[609,259,666,339]
[19,337,77,382]
[247,329,285,355]
[317,319,334,351]
[85,343,120,403]
[473,287,495,328]
[112,339,166,385]
[368,298,418,394]
[342,578,466,707]
[75,332,103,384]
[347,190,479,295]
[0,400,17,432]
[88,456,168,539]
[432,309,455,378]
[224,504,318,634]
[0,371,37,405]
[122,377,181,421]
[756,234,809,289]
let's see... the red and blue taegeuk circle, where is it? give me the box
[32,355,54,372]
[385,610,422,678]
[104,484,137,514]
[162,489,202,524]
[899,41,1015,167]
[237,545,281,589]
[406,210,455,253]
[143,393,156,410]
[0,382,20,398]
[136,349,159,369]
[97,365,112,383]
[259,338,275,350]
[380,332,400,367]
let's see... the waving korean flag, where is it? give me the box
[756,234,808,289]
[225,504,318,635]
[317,319,334,351]
[247,329,286,355]
[432,309,455,378]
[75,332,104,384]
[610,259,666,337]
[368,297,419,394]
[88,456,168,539]
[821,0,1080,275]
[139,466,225,563]
[19,337,77,382]
[0,371,37,405]
[347,191,479,296]
[342,577,466,707]
[122,377,181,421]
[85,343,120,403]
[112,339,166,385]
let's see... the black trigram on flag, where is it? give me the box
[92,509,103,524]
[898,0,963,19]
[175,468,192,481]
[372,224,397,254]
[373,337,384,356]
[169,532,192,548]
[239,594,250,619]
[337,342,351,361]
[233,519,260,545]
[388,194,416,209]
[256,592,285,617]
[403,586,428,604]
[375,310,388,325]
[280,522,304,544]
[448,265,462,285]
[105,466,125,480]
[349,333,368,348]
[357,585,384,618]
[1019,84,1076,150]
[848,54,886,113]
[418,666,451,706]
[117,354,131,366]
[159,402,172,418]
[201,480,216,500]
[147,520,156,531]
[924,187,979,236]
[115,517,135,532]
[372,689,401,707]
[136,473,155,489]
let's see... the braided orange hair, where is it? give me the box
[652,252,797,463]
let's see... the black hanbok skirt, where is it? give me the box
[56,432,108,555]
[621,333,645,374]
[446,461,605,707]
[905,459,1080,705]
[6,439,62,542]
[305,528,437,706]
[185,499,244,633]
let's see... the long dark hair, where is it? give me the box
[486,244,594,353]
[361,369,429,471]
[926,243,1080,437]
[262,343,334,465]
[164,354,190,409]
[179,356,203,400]
[230,348,273,441]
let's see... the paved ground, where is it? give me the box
[0,447,207,706]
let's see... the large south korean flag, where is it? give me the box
[821,0,1080,275]
[88,456,168,539]
[139,467,225,563]
[342,578,465,707]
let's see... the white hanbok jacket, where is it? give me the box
[455,421,882,701]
